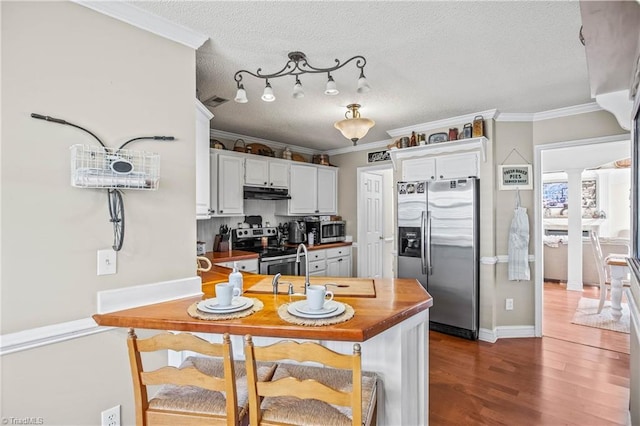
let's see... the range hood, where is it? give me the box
[243,186,291,200]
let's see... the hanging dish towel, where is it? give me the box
[508,191,530,281]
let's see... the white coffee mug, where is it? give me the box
[306,285,333,311]
[215,282,241,307]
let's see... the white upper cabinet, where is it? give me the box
[195,100,213,219]
[402,152,479,181]
[244,157,289,189]
[287,164,318,214]
[277,164,338,215]
[210,151,244,216]
[317,167,337,214]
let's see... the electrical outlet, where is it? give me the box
[505,298,514,311]
[101,405,120,426]
[97,249,117,275]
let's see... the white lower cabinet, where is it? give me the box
[213,258,258,274]
[305,246,352,277]
[325,246,352,277]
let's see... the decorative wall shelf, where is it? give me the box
[388,137,488,171]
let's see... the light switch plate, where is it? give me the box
[97,249,117,275]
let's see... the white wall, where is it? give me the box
[1,2,196,424]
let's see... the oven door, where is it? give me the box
[259,255,304,276]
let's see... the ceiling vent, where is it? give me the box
[202,95,229,108]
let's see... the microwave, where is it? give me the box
[306,220,346,244]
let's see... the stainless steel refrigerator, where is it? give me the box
[397,178,479,340]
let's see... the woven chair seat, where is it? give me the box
[150,357,276,417]
[257,363,377,426]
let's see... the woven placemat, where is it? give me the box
[277,302,354,326]
[187,298,264,320]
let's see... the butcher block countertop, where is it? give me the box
[92,273,432,342]
[204,250,259,262]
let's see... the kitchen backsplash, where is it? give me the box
[197,200,304,251]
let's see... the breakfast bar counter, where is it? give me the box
[93,273,432,425]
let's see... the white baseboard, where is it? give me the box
[1,276,202,356]
[479,325,536,343]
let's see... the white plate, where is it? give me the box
[294,301,339,315]
[287,300,346,319]
[198,297,253,314]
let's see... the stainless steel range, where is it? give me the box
[231,227,306,276]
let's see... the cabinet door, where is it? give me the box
[326,255,351,277]
[217,154,244,215]
[289,164,318,214]
[317,167,337,214]
[402,157,436,181]
[245,157,269,186]
[436,152,479,180]
[269,161,289,188]
[195,100,213,219]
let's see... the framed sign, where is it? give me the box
[368,150,390,163]
[498,164,532,190]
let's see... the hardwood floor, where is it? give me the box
[543,281,629,354]
[429,283,630,425]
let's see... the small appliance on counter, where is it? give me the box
[305,219,346,244]
[287,220,307,244]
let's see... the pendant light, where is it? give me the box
[334,104,375,146]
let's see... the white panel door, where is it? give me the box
[362,172,384,278]
[195,100,213,219]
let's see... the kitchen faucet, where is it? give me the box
[296,243,310,294]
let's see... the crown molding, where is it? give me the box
[209,129,319,155]
[73,1,208,49]
[496,102,603,122]
[386,109,499,138]
[196,99,214,120]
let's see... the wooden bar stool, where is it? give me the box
[127,329,276,426]
[244,335,378,426]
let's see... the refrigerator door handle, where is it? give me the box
[420,211,427,274]
[425,210,433,275]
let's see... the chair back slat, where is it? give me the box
[244,335,365,426]
[252,340,354,369]
[258,376,352,406]
[141,366,227,391]
[127,329,239,426]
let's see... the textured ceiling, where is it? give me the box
[129,1,591,151]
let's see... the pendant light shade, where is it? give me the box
[292,77,304,99]
[324,75,339,96]
[357,75,371,94]
[261,81,275,102]
[334,104,375,146]
[234,84,248,103]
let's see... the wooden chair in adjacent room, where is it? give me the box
[127,329,275,426]
[243,335,378,426]
[590,230,630,313]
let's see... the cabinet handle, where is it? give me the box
[270,182,273,186]
[439,175,443,179]
[241,266,245,269]
[338,251,342,254]
[219,210,223,213]
[338,258,343,262]
[431,176,435,180]
[264,181,267,185]
[315,210,319,213]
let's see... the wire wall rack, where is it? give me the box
[70,144,160,190]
